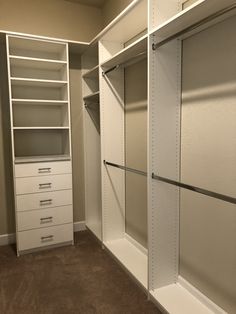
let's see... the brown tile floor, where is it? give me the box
[0,231,162,314]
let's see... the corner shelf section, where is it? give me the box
[83,91,100,104]
[101,34,147,70]
[82,65,99,80]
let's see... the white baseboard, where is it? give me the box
[0,233,16,246]
[0,221,86,247]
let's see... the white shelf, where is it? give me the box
[151,284,218,314]
[104,237,147,289]
[86,223,102,242]
[83,91,99,103]
[13,127,69,130]
[9,55,67,70]
[150,0,236,41]
[101,34,147,70]
[14,155,71,164]
[82,65,99,79]
[90,0,147,44]
[11,77,68,87]
[12,99,68,106]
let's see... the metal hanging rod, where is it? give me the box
[102,51,147,76]
[152,173,236,205]
[104,160,147,177]
[152,3,236,50]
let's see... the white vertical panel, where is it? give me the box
[148,36,181,289]
[99,40,125,243]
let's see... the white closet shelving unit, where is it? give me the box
[6,35,75,255]
[82,43,102,241]
[148,0,235,313]
[99,0,148,289]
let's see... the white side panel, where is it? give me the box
[99,41,125,242]
[148,37,181,290]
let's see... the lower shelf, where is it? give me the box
[104,236,147,289]
[86,223,102,242]
[15,155,71,164]
[150,282,223,314]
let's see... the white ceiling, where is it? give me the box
[65,0,105,8]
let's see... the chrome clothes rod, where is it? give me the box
[102,51,147,76]
[104,160,147,177]
[152,3,236,50]
[152,173,236,205]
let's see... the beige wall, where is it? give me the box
[0,0,103,42]
[180,16,236,313]
[102,0,133,27]
[125,59,147,248]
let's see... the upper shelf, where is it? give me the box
[101,34,147,70]
[9,56,67,70]
[90,0,147,45]
[83,91,99,104]
[11,78,67,88]
[150,0,236,43]
[82,65,99,79]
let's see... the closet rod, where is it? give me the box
[152,3,236,50]
[102,51,147,76]
[152,173,236,205]
[104,160,147,177]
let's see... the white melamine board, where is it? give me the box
[91,0,147,44]
[13,127,69,130]
[101,35,147,70]
[12,99,68,106]
[83,91,99,103]
[11,78,67,87]
[82,65,99,79]
[16,189,72,211]
[17,205,73,231]
[105,237,147,288]
[151,0,236,41]
[9,56,67,70]
[151,283,219,314]
[15,155,71,164]
[148,37,181,289]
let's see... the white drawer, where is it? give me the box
[18,223,73,252]
[17,205,73,231]
[16,189,72,211]
[15,161,72,178]
[15,174,72,195]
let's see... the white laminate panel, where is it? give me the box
[17,205,73,231]
[15,161,72,177]
[16,189,72,211]
[18,223,73,251]
[15,174,72,195]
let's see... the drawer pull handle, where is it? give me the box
[40,216,53,222]
[38,168,51,173]
[40,199,52,205]
[41,235,54,241]
[39,183,52,189]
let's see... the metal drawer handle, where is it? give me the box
[39,183,52,189]
[40,216,53,222]
[41,235,54,241]
[40,199,52,205]
[38,167,51,173]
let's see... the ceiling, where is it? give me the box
[65,0,105,8]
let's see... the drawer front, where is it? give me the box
[15,174,72,195]
[18,223,73,252]
[17,205,73,231]
[16,190,72,211]
[15,161,72,178]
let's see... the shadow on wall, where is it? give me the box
[0,38,15,235]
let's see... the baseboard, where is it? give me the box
[0,233,16,246]
[73,221,86,232]
[0,221,86,247]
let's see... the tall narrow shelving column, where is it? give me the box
[6,35,74,255]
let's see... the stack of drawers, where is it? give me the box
[15,161,74,253]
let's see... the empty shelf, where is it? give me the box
[9,56,67,70]
[12,99,68,106]
[83,91,99,103]
[14,155,71,164]
[104,237,147,288]
[151,0,236,43]
[11,78,68,87]
[151,283,219,314]
[101,34,147,71]
[82,65,99,79]
[13,127,69,130]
